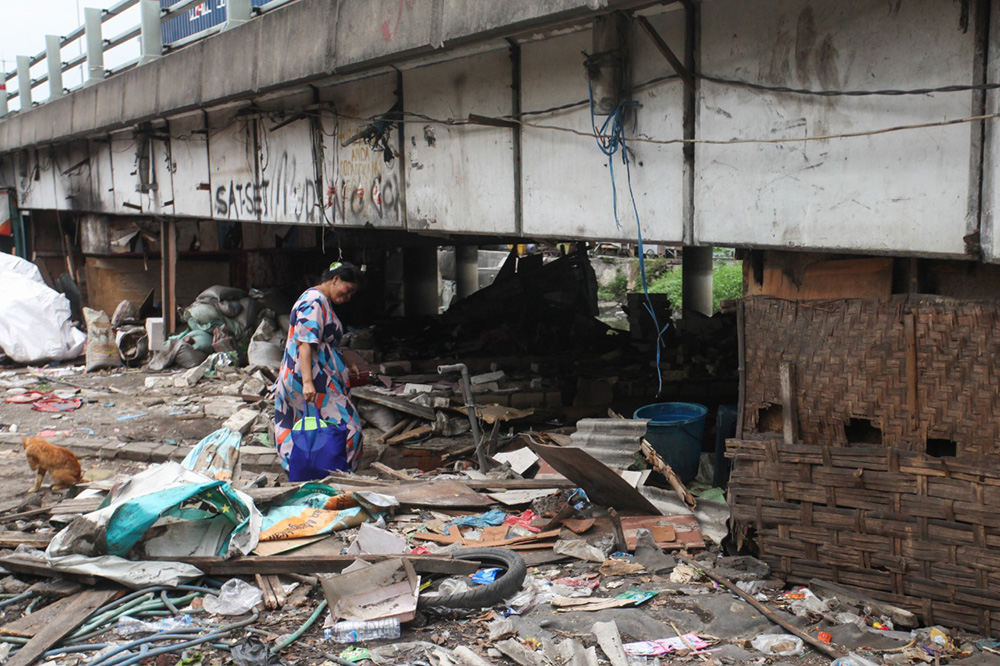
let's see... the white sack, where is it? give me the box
[0,254,86,363]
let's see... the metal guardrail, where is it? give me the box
[0,0,297,117]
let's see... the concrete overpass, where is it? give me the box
[1,0,996,255]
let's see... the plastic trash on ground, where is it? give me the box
[231,636,284,666]
[326,618,401,643]
[751,634,805,656]
[47,461,260,560]
[830,653,881,666]
[259,483,372,541]
[624,634,709,656]
[553,538,610,563]
[115,614,197,636]
[0,254,86,364]
[203,578,264,615]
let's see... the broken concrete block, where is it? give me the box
[143,376,173,390]
[379,360,412,375]
[471,382,499,393]
[203,397,245,419]
[223,408,261,435]
[471,370,505,385]
[175,364,207,388]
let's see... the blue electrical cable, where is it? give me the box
[588,82,670,394]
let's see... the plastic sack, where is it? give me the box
[751,634,805,656]
[288,403,349,481]
[0,254,86,363]
[203,578,263,615]
[84,307,123,371]
[247,317,284,371]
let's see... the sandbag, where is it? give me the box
[84,308,123,372]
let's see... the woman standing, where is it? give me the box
[274,262,364,473]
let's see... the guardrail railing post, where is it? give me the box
[46,35,64,100]
[139,0,163,66]
[16,56,32,110]
[224,0,252,30]
[0,83,8,118]
[85,7,106,85]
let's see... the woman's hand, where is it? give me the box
[302,381,317,403]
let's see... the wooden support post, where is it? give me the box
[779,362,798,446]
[160,219,177,334]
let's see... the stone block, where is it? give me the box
[152,445,179,462]
[118,442,159,462]
[223,408,261,435]
[203,397,245,419]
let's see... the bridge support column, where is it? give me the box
[403,246,439,316]
[682,246,713,317]
[455,245,479,300]
[139,0,163,66]
[16,56,31,109]
[85,8,106,85]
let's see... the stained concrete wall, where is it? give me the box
[0,0,997,259]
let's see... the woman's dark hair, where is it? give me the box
[320,261,362,284]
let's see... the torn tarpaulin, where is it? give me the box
[47,462,261,566]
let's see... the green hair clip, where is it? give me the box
[328,261,342,272]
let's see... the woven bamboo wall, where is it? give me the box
[733,296,1000,634]
[728,439,1000,636]
[743,296,1000,458]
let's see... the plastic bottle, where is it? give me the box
[830,653,879,666]
[324,618,401,643]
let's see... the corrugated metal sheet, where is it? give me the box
[161,0,269,44]
[570,418,649,468]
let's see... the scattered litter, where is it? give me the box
[624,634,709,656]
[751,633,805,656]
[203,578,264,615]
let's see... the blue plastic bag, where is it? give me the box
[288,403,349,482]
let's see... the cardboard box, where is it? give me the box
[320,558,420,624]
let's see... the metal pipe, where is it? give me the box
[139,0,163,66]
[85,7,106,85]
[437,363,487,471]
[45,35,63,100]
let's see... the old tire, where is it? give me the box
[418,547,527,610]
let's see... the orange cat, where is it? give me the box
[22,436,83,492]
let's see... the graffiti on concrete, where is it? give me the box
[327,137,401,225]
[381,0,417,42]
[214,151,321,223]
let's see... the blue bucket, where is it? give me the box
[634,402,708,483]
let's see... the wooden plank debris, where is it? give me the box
[678,554,842,660]
[640,440,696,511]
[6,588,118,666]
[352,388,436,421]
[174,553,478,576]
[386,424,433,446]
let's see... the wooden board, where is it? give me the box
[6,588,118,666]
[0,595,80,637]
[352,388,436,421]
[0,532,53,549]
[525,443,661,515]
[173,553,478,576]
[745,256,892,301]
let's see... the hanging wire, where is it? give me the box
[587,81,670,396]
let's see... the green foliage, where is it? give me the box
[645,260,743,312]
[598,268,629,301]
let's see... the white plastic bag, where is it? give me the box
[203,578,263,615]
[0,255,85,363]
[751,634,805,656]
